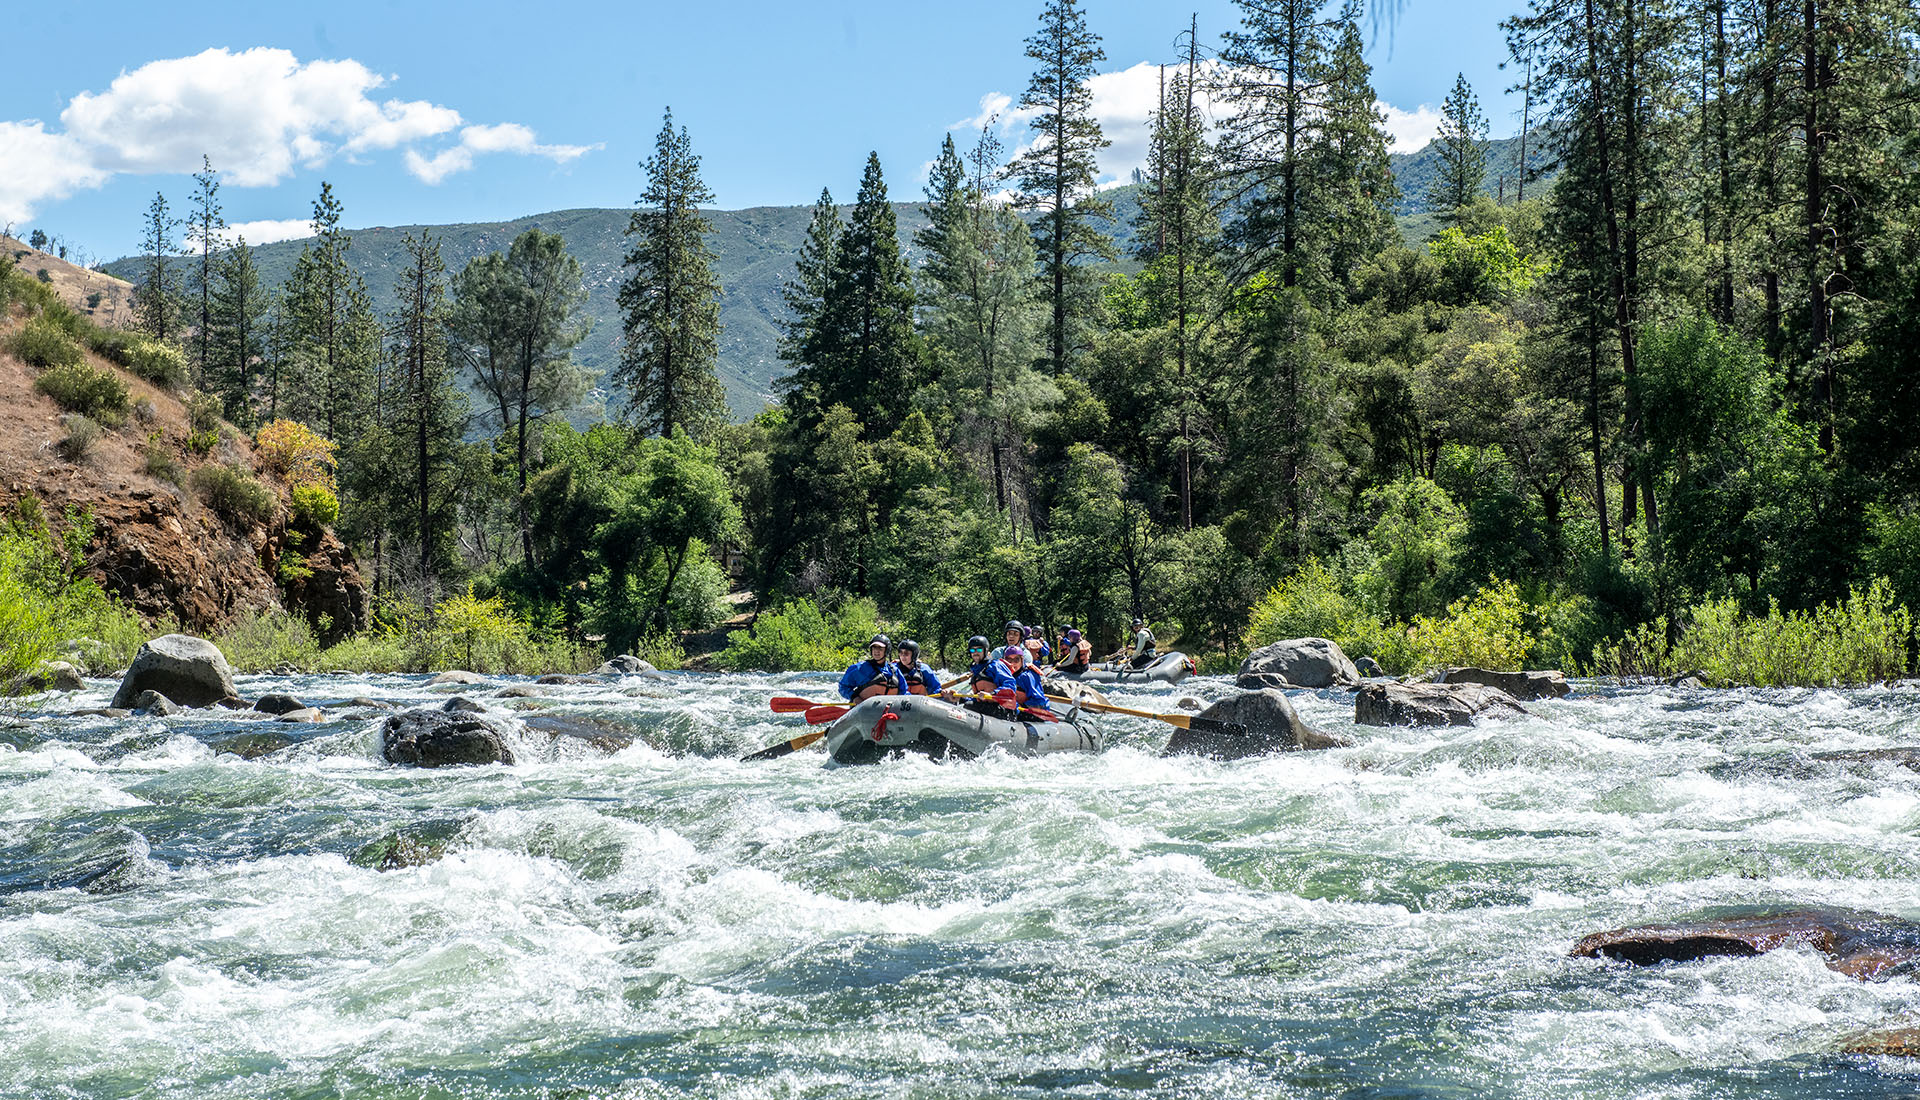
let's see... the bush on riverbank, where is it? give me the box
[0,503,146,688]
[1588,578,1914,686]
[715,596,882,672]
[1247,564,1549,673]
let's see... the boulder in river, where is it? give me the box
[495,685,549,698]
[208,730,295,759]
[1570,908,1920,980]
[131,689,183,716]
[381,699,516,767]
[110,634,237,709]
[275,708,326,723]
[7,660,85,694]
[1354,681,1528,727]
[1435,667,1571,701]
[428,670,485,686]
[594,655,668,679]
[1842,1027,1920,1057]
[1165,688,1351,760]
[522,713,635,754]
[535,674,596,686]
[1237,637,1359,690]
[253,693,307,716]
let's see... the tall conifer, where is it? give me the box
[1431,73,1489,218]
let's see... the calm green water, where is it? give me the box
[4,672,1920,1098]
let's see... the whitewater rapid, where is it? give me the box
[4,672,1920,1098]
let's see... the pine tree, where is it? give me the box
[186,156,225,387]
[134,192,182,341]
[387,230,466,589]
[777,189,841,372]
[281,182,379,443]
[1311,3,1399,288]
[789,153,918,427]
[1431,72,1489,218]
[206,235,266,427]
[1007,0,1114,375]
[618,108,727,441]
[448,228,589,563]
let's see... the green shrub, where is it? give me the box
[122,338,188,388]
[6,314,84,370]
[187,390,221,434]
[1589,578,1914,686]
[1245,559,1423,673]
[34,360,129,426]
[316,590,599,674]
[56,415,103,462]
[715,596,882,672]
[290,483,339,528]
[0,504,149,690]
[1409,579,1529,671]
[212,609,320,673]
[143,438,182,484]
[632,632,687,671]
[190,464,276,528]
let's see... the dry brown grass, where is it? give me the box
[1,234,136,327]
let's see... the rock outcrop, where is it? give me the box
[1237,637,1359,690]
[111,634,237,709]
[1436,667,1572,701]
[1164,689,1350,760]
[1570,908,1920,981]
[1354,681,1528,727]
[381,698,516,767]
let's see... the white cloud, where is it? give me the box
[1379,102,1443,152]
[223,218,319,246]
[405,123,600,185]
[0,46,598,224]
[0,120,109,225]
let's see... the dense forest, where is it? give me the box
[82,0,1920,680]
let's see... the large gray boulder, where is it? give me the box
[1237,637,1360,690]
[111,635,237,709]
[1355,681,1528,727]
[381,699,516,767]
[1165,689,1351,760]
[595,655,668,679]
[253,692,308,715]
[1437,666,1571,701]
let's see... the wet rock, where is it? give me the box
[1166,689,1350,760]
[1570,908,1920,980]
[110,634,237,709]
[1237,637,1359,690]
[535,674,596,686]
[1672,676,1709,689]
[1354,682,1529,727]
[523,713,635,754]
[339,697,395,710]
[6,660,85,694]
[1842,1027,1920,1057]
[1813,748,1920,771]
[253,692,307,716]
[595,655,668,679]
[351,817,470,870]
[381,701,515,767]
[1436,667,1571,701]
[428,670,485,686]
[1,826,152,895]
[496,685,550,698]
[1176,697,1202,711]
[131,690,183,716]
[70,708,132,719]
[275,708,326,723]
[208,730,295,759]
[1355,655,1387,678]
[441,696,489,715]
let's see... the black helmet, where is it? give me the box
[869,633,890,650]
[967,635,990,652]
[1132,618,1144,628]
[1004,620,1024,633]
[898,639,920,657]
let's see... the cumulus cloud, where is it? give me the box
[0,121,107,225]
[222,219,320,246]
[957,62,1444,192]
[0,46,597,222]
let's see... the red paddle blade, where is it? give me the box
[769,697,818,713]
[804,705,849,724]
[994,689,1016,707]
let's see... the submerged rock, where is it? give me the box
[351,817,471,870]
[110,634,237,709]
[1570,908,1920,980]
[253,693,307,715]
[1842,1027,1920,1057]
[1354,682,1529,727]
[535,674,596,686]
[381,700,516,766]
[70,708,132,719]
[495,685,549,698]
[338,697,395,711]
[594,655,668,679]
[1237,637,1359,690]
[208,730,296,759]
[1165,689,1350,760]
[131,690,183,716]
[522,713,635,754]
[428,670,485,686]
[1436,667,1571,701]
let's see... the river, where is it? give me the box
[3,671,1919,1098]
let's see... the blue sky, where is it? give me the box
[2,0,1530,261]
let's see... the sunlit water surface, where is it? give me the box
[5,671,1920,1098]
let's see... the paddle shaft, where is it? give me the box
[1045,694,1198,730]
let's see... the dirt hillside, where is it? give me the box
[2,235,136,328]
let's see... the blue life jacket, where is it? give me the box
[1011,668,1052,714]
[983,659,1019,692]
[898,661,941,694]
[837,658,904,701]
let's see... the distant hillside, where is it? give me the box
[4,235,136,328]
[1388,132,1559,216]
[99,142,1548,418]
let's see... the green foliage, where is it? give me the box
[317,590,597,675]
[7,314,84,370]
[290,483,339,529]
[715,596,882,672]
[213,609,320,673]
[56,415,103,462]
[1589,579,1914,686]
[143,434,183,484]
[190,464,276,528]
[1357,477,1465,622]
[1245,559,1423,673]
[1409,579,1529,671]
[87,328,189,388]
[0,503,147,690]
[34,360,130,427]
[1426,226,1545,302]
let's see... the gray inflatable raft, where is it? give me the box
[822,695,1101,766]
[1051,651,1195,685]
